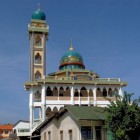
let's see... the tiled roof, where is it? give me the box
[0,124,13,130]
[66,105,106,120]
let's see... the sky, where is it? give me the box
[0,0,140,124]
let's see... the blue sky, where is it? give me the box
[0,0,140,124]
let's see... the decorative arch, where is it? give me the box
[102,88,107,97]
[64,87,70,97]
[96,88,102,97]
[46,107,51,116]
[59,86,64,96]
[35,35,42,46]
[52,87,58,96]
[34,90,41,98]
[53,107,58,113]
[80,87,87,97]
[89,89,93,97]
[35,53,42,64]
[108,88,113,97]
[74,89,79,97]
[46,86,52,96]
[35,71,41,79]
[114,88,119,96]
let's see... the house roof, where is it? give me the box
[66,106,106,120]
[36,106,106,131]
[0,124,13,130]
[13,120,29,127]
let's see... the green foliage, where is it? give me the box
[105,91,140,140]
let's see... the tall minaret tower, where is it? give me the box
[28,5,48,81]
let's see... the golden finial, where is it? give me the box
[69,40,74,50]
[37,3,40,11]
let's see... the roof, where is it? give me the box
[36,106,106,131]
[0,124,13,130]
[66,106,106,120]
[13,120,29,127]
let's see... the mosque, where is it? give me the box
[24,7,127,140]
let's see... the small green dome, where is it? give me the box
[32,9,46,20]
[59,45,85,70]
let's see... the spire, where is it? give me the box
[69,40,74,50]
[37,3,40,11]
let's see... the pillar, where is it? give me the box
[29,87,34,128]
[41,84,46,121]
[71,86,74,105]
[93,86,97,106]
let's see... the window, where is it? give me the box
[5,130,8,134]
[44,132,46,140]
[60,131,63,140]
[35,71,41,79]
[48,131,51,140]
[81,126,92,139]
[35,53,42,64]
[35,36,42,46]
[95,126,101,140]
[69,130,72,140]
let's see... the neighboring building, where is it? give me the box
[23,5,127,139]
[10,120,30,140]
[0,124,13,139]
[35,106,107,140]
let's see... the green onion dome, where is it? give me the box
[32,8,46,20]
[59,44,85,70]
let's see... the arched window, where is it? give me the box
[65,87,70,96]
[35,36,42,46]
[35,91,41,98]
[102,88,107,97]
[35,53,41,64]
[35,71,41,79]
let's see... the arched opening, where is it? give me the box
[108,88,113,97]
[46,107,51,116]
[52,87,58,96]
[74,89,79,97]
[89,89,93,97]
[64,87,70,97]
[35,53,41,64]
[102,88,107,97]
[114,88,119,96]
[34,91,41,99]
[53,107,58,113]
[35,71,41,79]
[80,87,88,97]
[59,87,64,96]
[35,36,42,46]
[46,86,52,96]
[96,88,102,97]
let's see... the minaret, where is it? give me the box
[28,5,49,81]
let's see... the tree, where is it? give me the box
[105,91,140,140]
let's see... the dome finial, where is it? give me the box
[37,3,40,11]
[69,40,74,50]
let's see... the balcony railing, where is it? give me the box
[44,76,120,82]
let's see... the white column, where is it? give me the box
[93,86,97,106]
[29,87,34,128]
[78,89,81,106]
[118,86,123,96]
[71,86,74,105]
[41,84,46,121]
